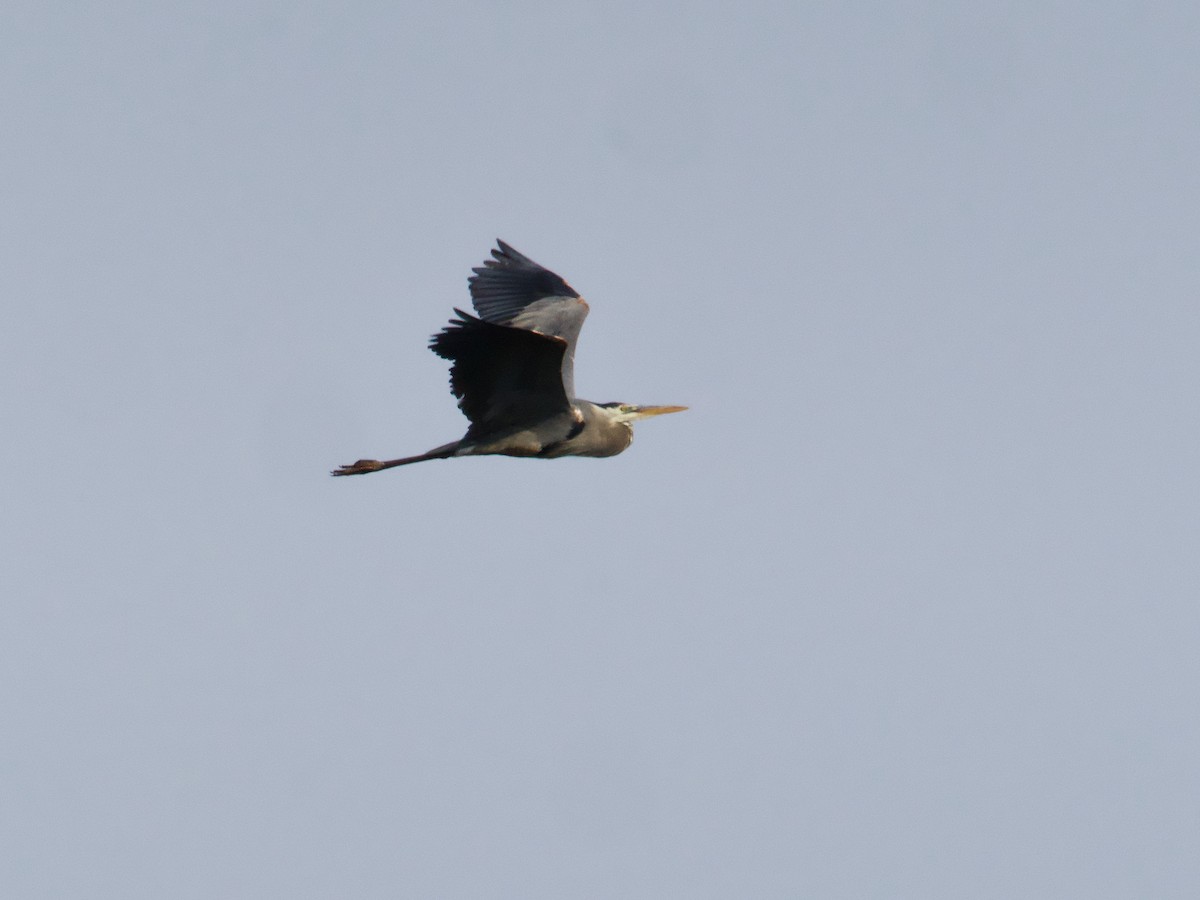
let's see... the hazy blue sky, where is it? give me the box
[4,3,1199,897]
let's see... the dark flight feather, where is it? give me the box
[468,240,580,324]
[429,309,571,436]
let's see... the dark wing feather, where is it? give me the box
[467,240,590,398]
[429,309,572,437]
[469,240,580,321]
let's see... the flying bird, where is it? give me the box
[332,241,686,475]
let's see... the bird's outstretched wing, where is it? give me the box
[469,240,582,322]
[468,241,590,398]
[429,309,572,438]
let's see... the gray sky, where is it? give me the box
[4,3,1199,897]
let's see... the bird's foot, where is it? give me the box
[331,459,385,476]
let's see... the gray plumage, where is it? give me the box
[332,241,685,476]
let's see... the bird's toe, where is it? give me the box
[331,459,384,476]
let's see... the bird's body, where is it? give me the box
[332,242,684,476]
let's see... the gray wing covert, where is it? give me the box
[468,241,590,398]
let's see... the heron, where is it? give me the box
[332,241,686,476]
